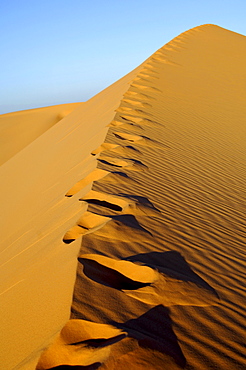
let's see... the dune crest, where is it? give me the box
[1,24,246,369]
[68,24,246,370]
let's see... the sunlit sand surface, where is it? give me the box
[0,24,245,369]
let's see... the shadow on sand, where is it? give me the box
[113,305,186,368]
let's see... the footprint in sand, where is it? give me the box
[91,143,119,156]
[63,212,111,244]
[97,156,148,171]
[97,157,129,168]
[113,132,150,145]
[65,169,109,197]
[79,254,219,307]
[122,98,152,108]
[113,131,163,149]
[36,319,127,369]
[119,115,145,124]
[108,113,146,129]
[109,119,143,130]
[80,190,130,212]
[123,90,156,100]
[130,83,162,93]
[110,114,161,129]
[138,72,159,80]
[116,106,153,117]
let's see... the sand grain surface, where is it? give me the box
[1,24,245,369]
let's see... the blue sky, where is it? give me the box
[0,0,245,114]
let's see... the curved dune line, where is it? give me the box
[138,72,159,79]
[108,120,124,127]
[63,212,111,243]
[119,115,145,124]
[124,90,156,100]
[79,254,159,284]
[91,143,119,156]
[65,168,109,197]
[81,190,129,212]
[122,98,152,108]
[97,156,130,168]
[113,132,146,144]
[130,83,163,93]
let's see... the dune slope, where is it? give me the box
[0,63,143,368]
[38,25,246,370]
[0,102,82,165]
[1,24,246,369]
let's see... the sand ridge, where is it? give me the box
[35,24,246,370]
[67,25,245,369]
[0,50,144,368]
[1,24,246,369]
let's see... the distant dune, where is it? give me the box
[0,25,245,370]
[0,102,82,165]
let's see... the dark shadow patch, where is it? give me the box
[134,109,153,116]
[117,117,143,129]
[78,257,151,291]
[113,133,129,141]
[113,157,148,170]
[126,251,219,297]
[128,123,143,129]
[97,159,122,167]
[113,132,148,143]
[119,115,135,123]
[46,363,101,369]
[112,305,186,368]
[110,171,130,178]
[111,214,153,236]
[150,86,162,92]
[70,334,126,348]
[124,145,142,153]
[63,238,76,244]
[117,194,161,213]
[82,199,122,212]
[99,157,147,171]
[128,158,146,166]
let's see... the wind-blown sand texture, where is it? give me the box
[0,24,245,369]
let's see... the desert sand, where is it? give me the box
[0,24,245,369]
[0,102,82,165]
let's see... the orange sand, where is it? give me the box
[0,25,245,369]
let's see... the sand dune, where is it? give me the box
[1,24,246,369]
[0,102,81,165]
